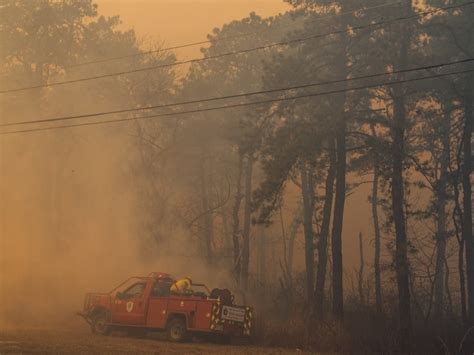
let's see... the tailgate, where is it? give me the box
[210,303,253,335]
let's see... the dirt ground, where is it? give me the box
[0,326,311,354]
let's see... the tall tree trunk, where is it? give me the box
[240,155,253,291]
[279,206,293,320]
[232,152,244,281]
[433,201,447,321]
[332,116,346,320]
[462,79,473,325]
[221,208,232,266]
[257,227,267,306]
[200,151,213,264]
[390,3,412,348]
[301,162,315,306]
[257,228,266,286]
[314,137,336,320]
[288,201,303,279]
[459,238,468,325]
[445,259,454,319]
[392,86,412,349]
[328,1,351,321]
[453,155,468,325]
[358,232,365,305]
[371,126,383,314]
[433,109,450,322]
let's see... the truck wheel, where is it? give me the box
[167,317,188,342]
[92,312,110,336]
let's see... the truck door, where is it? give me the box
[146,280,172,329]
[112,281,148,325]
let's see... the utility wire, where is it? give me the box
[64,0,403,69]
[2,67,473,136]
[1,57,472,128]
[1,1,472,95]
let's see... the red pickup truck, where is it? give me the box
[78,272,253,342]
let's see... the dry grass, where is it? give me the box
[252,306,472,354]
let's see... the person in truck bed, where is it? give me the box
[170,276,193,295]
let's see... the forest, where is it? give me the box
[0,0,473,353]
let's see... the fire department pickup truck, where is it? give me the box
[77,272,253,342]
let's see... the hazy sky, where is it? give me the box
[97,0,291,57]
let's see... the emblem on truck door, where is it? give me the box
[126,301,134,312]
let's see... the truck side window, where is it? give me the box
[151,281,172,297]
[122,282,146,299]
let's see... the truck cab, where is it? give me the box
[78,272,253,342]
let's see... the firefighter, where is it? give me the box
[170,277,193,295]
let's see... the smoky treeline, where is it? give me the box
[0,0,473,353]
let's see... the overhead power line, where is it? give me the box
[2,67,473,136]
[2,57,473,128]
[65,0,403,69]
[1,1,472,95]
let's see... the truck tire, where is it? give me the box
[92,311,110,336]
[167,317,188,342]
